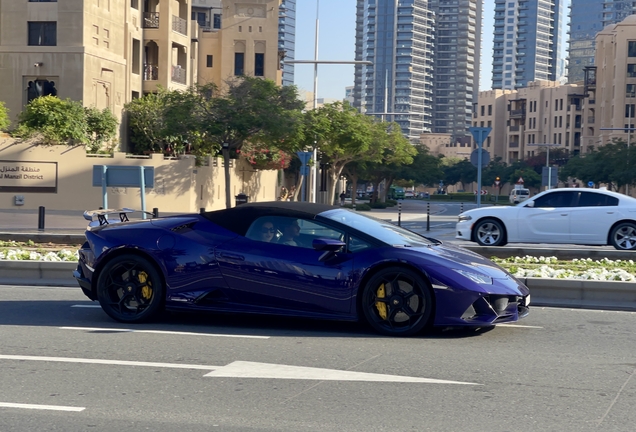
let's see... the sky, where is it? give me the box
[293,0,569,100]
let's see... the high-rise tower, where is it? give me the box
[492,0,563,90]
[567,0,634,83]
[353,0,435,141]
[279,1,296,86]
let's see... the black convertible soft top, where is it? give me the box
[202,201,340,236]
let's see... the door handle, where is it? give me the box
[218,252,245,261]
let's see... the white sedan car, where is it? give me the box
[456,188,636,250]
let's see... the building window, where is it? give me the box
[480,105,484,116]
[254,53,264,76]
[130,0,138,8]
[628,64,636,77]
[27,79,57,103]
[213,14,221,29]
[132,39,140,74]
[234,53,244,76]
[629,41,636,57]
[488,105,492,115]
[28,22,57,46]
[627,84,636,97]
[206,55,213,68]
[626,104,636,117]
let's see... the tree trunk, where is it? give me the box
[328,165,345,206]
[223,149,232,209]
[350,174,359,206]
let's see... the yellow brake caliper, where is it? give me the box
[375,284,388,320]
[138,271,153,300]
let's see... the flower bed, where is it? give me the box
[491,256,636,282]
[1,244,635,282]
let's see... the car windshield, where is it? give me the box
[320,208,437,247]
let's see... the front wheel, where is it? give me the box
[361,267,433,336]
[610,222,636,250]
[96,254,164,323]
[474,219,507,246]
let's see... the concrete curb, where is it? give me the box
[0,261,77,287]
[1,262,635,312]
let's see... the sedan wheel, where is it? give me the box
[96,254,164,323]
[474,219,506,246]
[361,267,432,336]
[610,223,636,250]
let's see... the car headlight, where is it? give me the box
[452,269,493,284]
[458,214,472,222]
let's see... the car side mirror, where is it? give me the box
[313,238,345,262]
[525,201,535,208]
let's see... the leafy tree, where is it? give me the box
[125,91,172,154]
[85,107,118,153]
[0,101,9,132]
[298,102,377,204]
[395,145,443,189]
[15,96,88,145]
[443,159,477,191]
[189,78,305,209]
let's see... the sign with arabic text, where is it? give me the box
[0,161,58,193]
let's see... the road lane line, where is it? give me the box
[59,326,270,339]
[0,354,221,370]
[0,402,85,412]
[496,324,543,329]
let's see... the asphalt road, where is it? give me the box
[1,285,635,432]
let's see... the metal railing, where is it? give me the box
[143,12,159,29]
[143,64,158,81]
[171,65,187,84]
[172,15,187,35]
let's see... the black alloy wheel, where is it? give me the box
[610,222,636,250]
[96,254,164,323]
[361,267,433,336]
[474,218,507,246]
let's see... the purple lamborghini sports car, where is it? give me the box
[74,202,530,336]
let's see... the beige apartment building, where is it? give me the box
[472,80,587,164]
[584,15,636,152]
[0,0,282,129]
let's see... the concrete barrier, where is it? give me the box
[1,261,636,312]
[0,261,77,287]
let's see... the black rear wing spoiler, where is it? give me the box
[83,208,156,226]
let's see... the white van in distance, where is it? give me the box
[509,188,530,204]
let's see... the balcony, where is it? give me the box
[143,12,160,29]
[587,116,595,123]
[509,141,520,148]
[172,15,187,35]
[143,64,158,81]
[171,65,187,84]
[510,109,526,118]
[509,125,521,131]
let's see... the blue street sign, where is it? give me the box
[469,127,492,147]
[468,127,492,208]
[588,181,594,188]
[296,151,313,166]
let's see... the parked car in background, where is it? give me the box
[404,191,415,198]
[509,188,530,204]
[456,188,636,250]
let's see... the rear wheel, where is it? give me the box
[474,219,507,246]
[361,267,433,336]
[610,222,636,250]
[96,254,164,323]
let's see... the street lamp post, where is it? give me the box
[284,0,372,203]
[527,143,560,190]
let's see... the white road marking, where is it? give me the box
[204,361,481,385]
[0,355,479,385]
[0,354,221,370]
[71,305,101,308]
[59,326,270,339]
[496,323,543,329]
[0,402,85,412]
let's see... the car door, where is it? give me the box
[520,191,577,243]
[215,217,354,316]
[568,191,620,244]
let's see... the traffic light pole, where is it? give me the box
[469,127,492,208]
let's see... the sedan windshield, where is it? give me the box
[320,208,437,247]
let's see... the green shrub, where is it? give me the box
[344,203,371,211]
[386,200,397,206]
[0,101,10,131]
[369,202,389,209]
[15,96,118,151]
